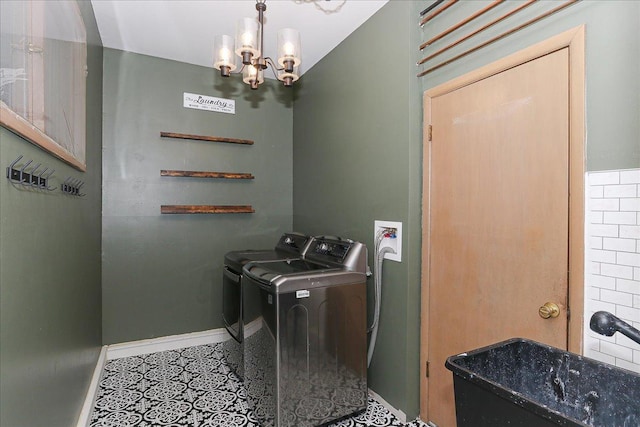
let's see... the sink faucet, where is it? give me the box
[590,311,640,346]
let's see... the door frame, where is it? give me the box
[419,25,585,420]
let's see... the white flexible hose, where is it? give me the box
[368,229,396,367]
[368,229,387,332]
[368,240,391,333]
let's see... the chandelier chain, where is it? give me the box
[293,0,347,15]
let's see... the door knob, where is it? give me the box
[539,302,560,319]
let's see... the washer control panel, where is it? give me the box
[304,236,367,273]
[309,238,353,263]
[276,233,312,254]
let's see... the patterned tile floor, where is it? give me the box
[90,343,427,427]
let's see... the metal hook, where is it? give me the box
[44,169,56,191]
[61,177,70,194]
[6,156,21,181]
[6,155,23,181]
[60,177,86,196]
[38,167,49,188]
[35,166,54,191]
[70,179,80,195]
[29,163,42,187]
[9,155,22,168]
[6,155,56,192]
[77,180,86,197]
[36,167,48,189]
[18,159,32,185]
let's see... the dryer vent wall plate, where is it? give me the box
[374,220,402,262]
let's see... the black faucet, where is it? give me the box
[590,311,640,346]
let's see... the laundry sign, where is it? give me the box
[183,92,235,114]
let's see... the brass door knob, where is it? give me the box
[539,302,560,319]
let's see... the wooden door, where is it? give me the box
[423,47,574,427]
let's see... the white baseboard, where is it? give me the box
[76,345,107,427]
[368,388,407,424]
[106,328,229,360]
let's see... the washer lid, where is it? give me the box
[224,233,313,271]
[224,250,282,272]
[244,259,331,281]
[243,259,365,293]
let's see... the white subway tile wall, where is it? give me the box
[585,168,640,374]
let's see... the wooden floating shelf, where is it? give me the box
[161,170,254,179]
[160,131,254,145]
[161,205,255,215]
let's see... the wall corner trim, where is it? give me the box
[76,345,108,427]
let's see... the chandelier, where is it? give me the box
[213,0,301,90]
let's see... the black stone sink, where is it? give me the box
[446,338,640,426]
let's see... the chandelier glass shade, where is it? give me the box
[213,0,301,89]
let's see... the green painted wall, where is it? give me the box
[419,0,640,171]
[101,49,294,344]
[292,1,423,419]
[0,1,103,426]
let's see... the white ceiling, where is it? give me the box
[91,0,389,77]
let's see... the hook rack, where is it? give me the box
[60,177,86,197]
[5,155,56,191]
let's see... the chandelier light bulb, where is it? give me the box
[243,64,264,89]
[241,32,254,48]
[283,42,295,56]
[213,34,236,77]
[277,28,301,73]
[235,17,260,64]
